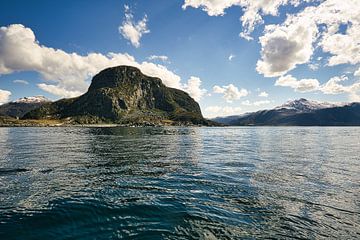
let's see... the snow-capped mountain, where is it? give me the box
[0,96,51,118]
[14,96,50,104]
[275,98,346,112]
[212,98,360,126]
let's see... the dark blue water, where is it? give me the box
[0,127,359,239]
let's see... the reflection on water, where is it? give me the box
[0,127,359,239]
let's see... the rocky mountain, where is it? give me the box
[274,98,345,112]
[24,65,213,125]
[0,96,50,118]
[213,99,360,126]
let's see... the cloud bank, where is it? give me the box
[0,24,205,101]
[204,105,242,118]
[276,74,360,101]
[182,0,305,40]
[257,0,360,77]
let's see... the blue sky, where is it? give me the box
[0,0,359,117]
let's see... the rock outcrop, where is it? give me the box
[24,66,212,125]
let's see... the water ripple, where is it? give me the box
[0,127,359,239]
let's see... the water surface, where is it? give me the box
[0,127,359,239]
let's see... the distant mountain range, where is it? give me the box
[2,84,359,127]
[213,98,360,126]
[0,96,50,118]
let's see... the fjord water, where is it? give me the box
[0,127,359,239]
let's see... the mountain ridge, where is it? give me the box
[0,96,51,118]
[212,99,360,126]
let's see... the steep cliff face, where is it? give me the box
[24,66,209,125]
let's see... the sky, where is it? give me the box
[0,0,359,118]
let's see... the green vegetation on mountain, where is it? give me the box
[23,65,213,126]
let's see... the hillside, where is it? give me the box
[213,99,360,126]
[23,66,213,126]
[0,96,50,118]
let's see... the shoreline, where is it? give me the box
[0,120,211,128]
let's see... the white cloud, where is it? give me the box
[119,5,150,48]
[241,99,270,106]
[204,105,242,118]
[182,0,240,16]
[213,84,248,103]
[0,89,11,105]
[183,76,207,101]
[182,0,304,39]
[317,2,360,66]
[147,55,169,62]
[182,0,360,78]
[13,79,29,85]
[275,74,360,101]
[257,0,360,77]
[228,54,235,61]
[256,19,317,77]
[0,24,194,98]
[354,67,360,77]
[321,76,360,102]
[253,100,271,106]
[320,76,360,100]
[37,84,83,99]
[241,100,251,106]
[258,91,268,97]
[308,63,319,71]
[320,75,348,95]
[275,75,320,92]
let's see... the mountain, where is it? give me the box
[0,96,50,118]
[274,98,345,112]
[212,98,360,126]
[23,65,213,126]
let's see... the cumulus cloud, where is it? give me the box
[0,24,205,99]
[320,76,360,97]
[321,76,360,102]
[257,0,360,77]
[183,76,207,101]
[119,5,150,48]
[213,84,248,103]
[37,84,83,99]
[182,0,304,39]
[275,74,360,101]
[13,79,29,85]
[320,76,348,95]
[275,75,320,92]
[182,0,360,78]
[182,0,241,16]
[0,89,11,105]
[147,55,169,62]
[258,91,268,97]
[204,105,242,118]
[256,19,317,77]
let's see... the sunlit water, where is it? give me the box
[0,127,359,239]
